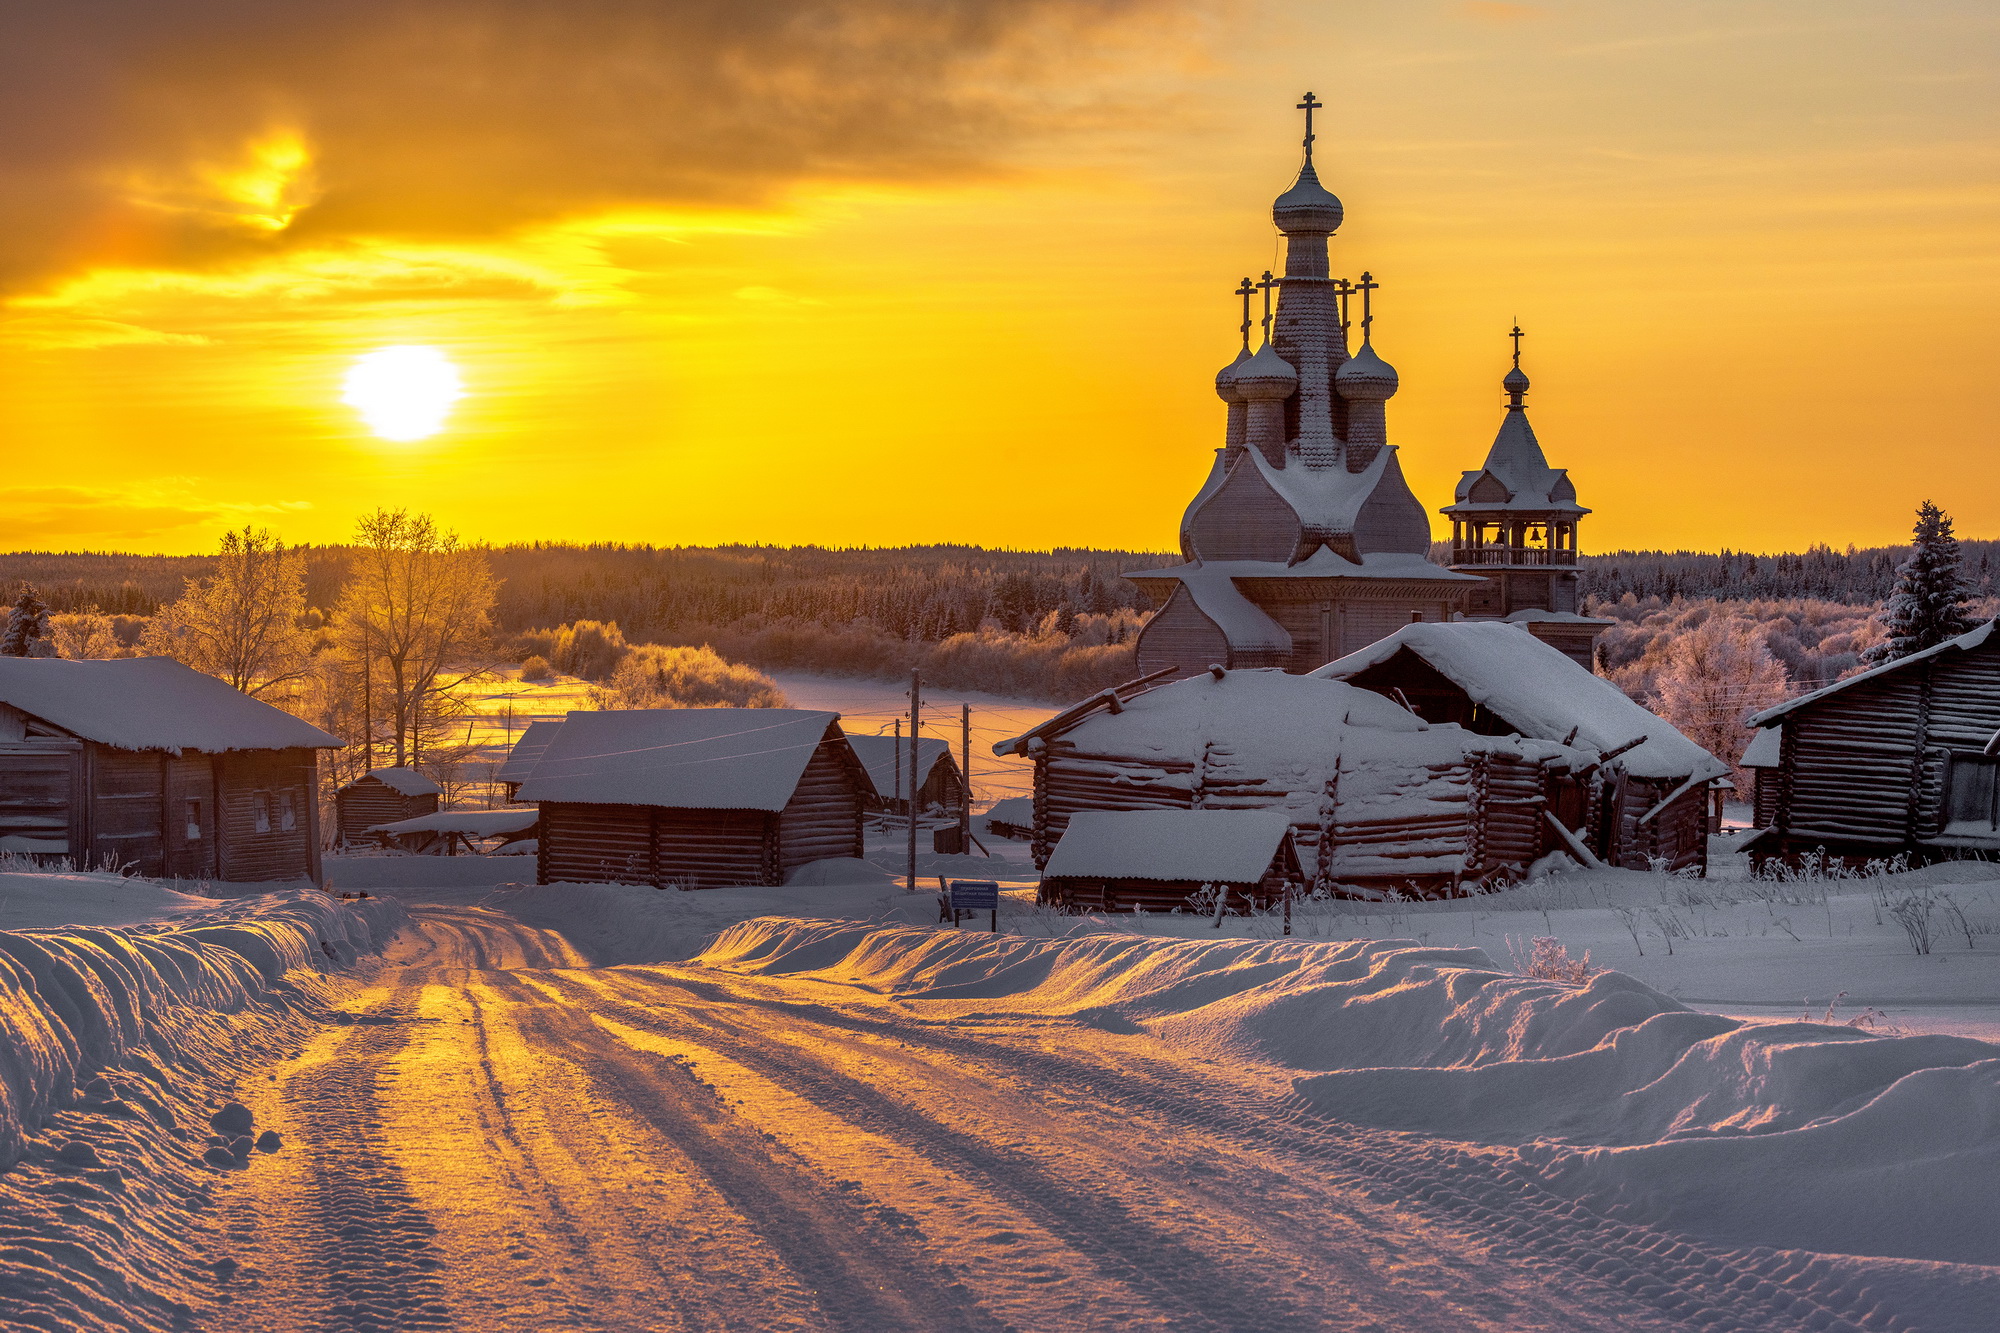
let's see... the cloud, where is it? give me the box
[0,485,312,545]
[0,0,1183,293]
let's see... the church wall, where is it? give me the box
[1349,456,1433,555]
[1186,462,1300,564]
[1133,586,1230,678]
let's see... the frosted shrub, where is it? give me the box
[593,644,787,710]
[1508,935,1598,984]
[520,654,554,682]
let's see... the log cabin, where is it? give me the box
[1039,809,1302,913]
[334,767,441,845]
[845,734,965,816]
[516,708,870,889]
[0,657,340,882]
[1311,621,1728,872]
[495,718,564,801]
[1741,621,2000,864]
[993,665,1590,896]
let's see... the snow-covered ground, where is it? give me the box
[4,851,1999,1331]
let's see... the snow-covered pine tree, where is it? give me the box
[1,585,49,657]
[1865,500,1976,664]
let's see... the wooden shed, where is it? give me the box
[993,665,1590,897]
[495,718,564,800]
[845,733,965,816]
[517,708,870,889]
[1741,621,2000,864]
[1313,621,1728,873]
[0,657,340,882]
[334,767,442,845]
[1039,809,1302,913]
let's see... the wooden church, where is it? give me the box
[1130,96,1608,676]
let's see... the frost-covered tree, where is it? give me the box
[1,585,50,657]
[1652,617,1790,785]
[142,527,314,695]
[1865,500,1976,665]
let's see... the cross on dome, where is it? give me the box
[1355,271,1380,342]
[1333,277,1354,333]
[1256,270,1280,343]
[1297,92,1322,161]
[1510,322,1525,368]
[1236,277,1256,350]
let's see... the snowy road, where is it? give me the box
[200,908,1942,1333]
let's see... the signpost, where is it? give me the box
[947,879,999,933]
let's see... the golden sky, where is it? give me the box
[1,0,1995,555]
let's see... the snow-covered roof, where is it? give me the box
[1128,549,1483,590]
[496,718,564,785]
[514,708,851,812]
[349,767,442,797]
[845,734,954,801]
[1500,609,1614,626]
[1174,570,1292,652]
[1042,810,1293,883]
[367,808,539,837]
[1312,621,1727,783]
[984,795,1033,826]
[1740,727,1782,768]
[1442,400,1588,516]
[0,657,342,754]
[1748,621,1998,726]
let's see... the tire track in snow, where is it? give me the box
[617,965,1922,1333]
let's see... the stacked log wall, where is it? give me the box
[214,749,319,882]
[336,780,439,845]
[777,738,864,876]
[86,745,166,877]
[164,753,216,880]
[654,809,768,887]
[540,802,653,885]
[1779,671,1925,849]
[1475,752,1547,876]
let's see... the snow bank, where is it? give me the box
[0,889,405,1169]
[0,871,217,930]
[697,920,2000,1263]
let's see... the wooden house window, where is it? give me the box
[1945,755,2000,832]
[280,790,297,832]
[185,800,203,841]
[253,792,272,834]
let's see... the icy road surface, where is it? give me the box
[206,907,1953,1333]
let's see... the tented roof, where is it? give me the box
[496,719,565,785]
[351,767,442,797]
[1748,621,1997,725]
[0,657,341,754]
[514,708,849,811]
[845,733,954,801]
[1443,409,1588,516]
[1313,621,1727,783]
[1042,810,1292,883]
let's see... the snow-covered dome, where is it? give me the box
[1214,346,1250,403]
[1335,341,1399,401]
[1272,162,1343,234]
[1503,365,1531,398]
[1231,343,1298,400]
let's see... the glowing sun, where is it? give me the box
[342,345,463,441]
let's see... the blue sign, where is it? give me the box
[949,879,999,910]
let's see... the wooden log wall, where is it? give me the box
[1475,752,1548,876]
[1778,669,1925,850]
[539,801,777,889]
[0,741,80,855]
[164,753,216,881]
[336,780,438,845]
[777,738,864,878]
[1039,874,1280,914]
[214,749,319,882]
[540,802,653,886]
[87,744,166,876]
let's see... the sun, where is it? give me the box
[342,345,464,441]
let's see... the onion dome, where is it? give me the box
[1335,341,1399,401]
[1232,342,1298,400]
[1272,162,1343,235]
[1214,346,1251,403]
[1503,365,1530,397]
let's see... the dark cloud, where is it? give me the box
[0,0,1173,290]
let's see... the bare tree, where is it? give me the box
[50,612,124,659]
[336,509,498,768]
[141,527,314,695]
[1652,617,1790,788]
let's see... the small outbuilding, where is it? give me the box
[1039,809,1301,913]
[495,719,564,801]
[0,656,340,881]
[366,807,540,856]
[335,767,442,845]
[516,708,870,889]
[845,733,965,815]
[1312,621,1728,873]
[1741,621,2000,864]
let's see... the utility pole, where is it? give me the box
[960,702,972,852]
[907,669,921,892]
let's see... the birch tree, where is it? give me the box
[141,528,313,694]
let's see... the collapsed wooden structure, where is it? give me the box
[0,657,340,881]
[366,807,539,856]
[334,767,442,846]
[845,733,966,816]
[1039,809,1301,913]
[1740,621,2000,864]
[994,665,1592,897]
[1314,622,1727,872]
[516,708,869,888]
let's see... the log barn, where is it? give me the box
[1741,621,2000,864]
[334,767,442,845]
[516,708,869,889]
[1039,809,1301,912]
[993,666,1589,896]
[1312,621,1727,872]
[845,733,965,816]
[0,657,340,882]
[495,718,564,801]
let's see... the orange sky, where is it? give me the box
[1,1,1995,555]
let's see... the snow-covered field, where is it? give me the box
[3,852,1998,1331]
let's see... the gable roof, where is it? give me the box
[495,718,565,785]
[513,708,854,811]
[1747,621,1998,726]
[344,767,443,797]
[0,656,341,754]
[1741,727,1782,768]
[1312,621,1727,782]
[1042,809,1293,883]
[844,733,955,801]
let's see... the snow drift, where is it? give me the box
[0,888,405,1169]
[698,920,2000,1264]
